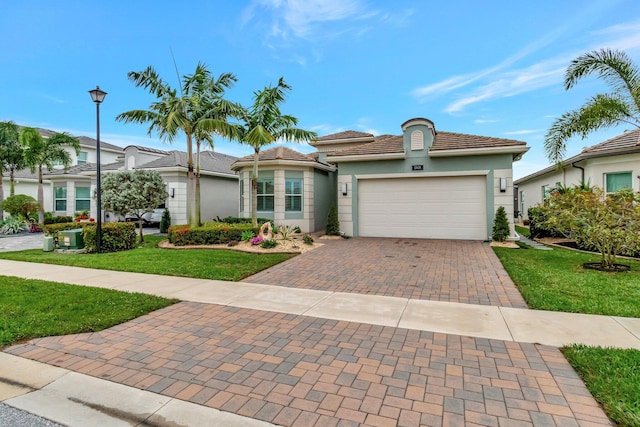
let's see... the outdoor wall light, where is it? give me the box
[170,187,175,198]
[341,182,348,196]
[500,177,507,193]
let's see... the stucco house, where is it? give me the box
[514,129,640,219]
[233,118,529,240]
[3,127,239,224]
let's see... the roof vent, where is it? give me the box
[410,130,424,151]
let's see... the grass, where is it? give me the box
[562,345,640,427]
[493,245,640,317]
[514,224,530,237]
[0,275,176,347]
[0,235,295,281]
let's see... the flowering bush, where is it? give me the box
[250,236,264,246]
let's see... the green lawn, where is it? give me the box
[0,235,295,281]
[514,224,530,237]
[0,275,176,347]
[493,245,640,317]
[562,345,640,427]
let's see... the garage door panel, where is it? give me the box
[358,176,487,240]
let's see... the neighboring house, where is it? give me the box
[3,127,239,224]
[515,129,640,219]
[233,117,529,240]
[231,146,337,232]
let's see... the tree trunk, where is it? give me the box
[195,140,201,226]
[0,172,4,222]
[138,218,145,243]
[186,133,197,227]
[37,166,44,224]
[9,168,16,196]
[251,148,260,227]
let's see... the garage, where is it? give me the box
[358,175,487,240]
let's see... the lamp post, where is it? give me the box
[89,86,107,253]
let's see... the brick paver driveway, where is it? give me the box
[7,302,610,427]
[247,238,527,308]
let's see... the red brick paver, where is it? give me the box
[6,302,610,426]
[247,238,527,308]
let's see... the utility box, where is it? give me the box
[43,236,55,252]
[59,229,84,250]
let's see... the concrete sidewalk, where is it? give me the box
[1,260,635,426]
[1,259,639,349]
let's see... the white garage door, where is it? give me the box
[358,176,487,240]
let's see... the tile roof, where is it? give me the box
[34,128,124,152]
[581,128,640,154]
[314,130,374,143]
[328,135,404,157]
[43,162,122,176]
[140,150,238,175]
[124,145,172,155]
[431,132,527,150]
[234,146,318,163]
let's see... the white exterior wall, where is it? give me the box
[337,174,354,236]
[3,179,51,214]
[517,154,640,219]
[493,169,516,239]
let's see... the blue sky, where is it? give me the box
[2,0,639,179]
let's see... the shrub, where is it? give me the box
[278,225,297,241]
[326,203,340,236]
[43,215,73,225]
[216,216,273,225]
[302,234,314,245]
[0,216,28,235]
[159,209,171,233]
[528,206,564,239]
[250,236,264,246]
[241,230,255,242]
[492,206,510,242]
[82,222,137,253]
[1,194,40,219]
[260,239,278,249]
[168,222,258,246]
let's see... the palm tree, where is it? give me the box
[19,128,80,223]
[116,63,239,226]
[0,121,25,221]
[544,48,640,164]
[236,77,317,226]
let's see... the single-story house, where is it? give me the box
[233,117,529,240]
[514,129,640,219]
[3,127,239,224]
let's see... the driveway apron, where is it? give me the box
[247,238,527,308]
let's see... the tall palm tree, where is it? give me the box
[19,128,80,223]
[236,77,317,226]
[116,63,238,226]
[544,48,640,164]
[0,121,25,221]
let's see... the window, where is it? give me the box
[285,178,302,212]
[410,130,424,150]
[75,187,91,212]
[605,172,632,193]
[55,187,67,211]
[77,151,88,164]
[542,185,552,201]
[257,179,274,212]
[239,180,244,212]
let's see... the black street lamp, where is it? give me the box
[89,86,107,253]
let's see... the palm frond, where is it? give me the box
[544,94,634,164]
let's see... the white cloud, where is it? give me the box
[474,119,499,124]
[412,17,640,114]
[503,129,541,135]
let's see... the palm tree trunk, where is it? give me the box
[251,148,260,227]
[0,173,4,222]
[37,166,44,223]
[9,168,16,196]
[195,140,201,226]
[186,133,197,227]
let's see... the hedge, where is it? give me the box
[43,221,136,253]
[168,222,259,246]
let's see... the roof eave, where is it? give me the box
[310,136,375,146]
[429,146,529,158]
[232,159,336,172]
[325,152,406,163]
